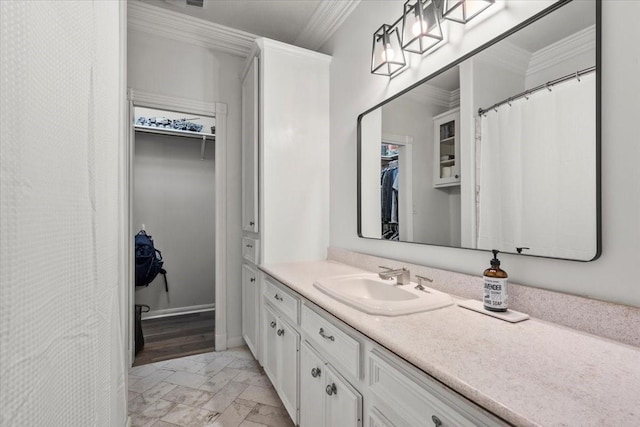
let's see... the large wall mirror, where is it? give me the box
[358,0,600,261]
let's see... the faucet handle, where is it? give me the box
[416,274,433,283]
[378,265,392,271]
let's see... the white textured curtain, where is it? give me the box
[477,72,597,259]
[0,1,126,426]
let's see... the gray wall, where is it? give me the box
[134,133,215,311]
[323,0,640,307]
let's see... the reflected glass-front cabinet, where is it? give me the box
[433,108,461,188]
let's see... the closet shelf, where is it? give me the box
[134,125,215,140]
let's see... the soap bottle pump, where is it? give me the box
[483,250,508,312]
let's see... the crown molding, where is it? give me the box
[128,1,257,58]
[475,40,531,76]
[527,25,595,77]
[294,0,361,50]
[128,89,225,116]
[406,84,459,109]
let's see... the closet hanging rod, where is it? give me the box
[478,66,596,116]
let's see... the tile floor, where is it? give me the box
[128,346,294,427]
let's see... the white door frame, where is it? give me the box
[125,89,228,366]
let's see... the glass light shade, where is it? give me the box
[371,24,406,76]
[442,0,495,24]
[402,0,443,54]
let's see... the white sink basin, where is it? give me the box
[314,273,454,316]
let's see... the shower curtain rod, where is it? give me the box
[478,66,596,116]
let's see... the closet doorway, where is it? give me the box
[381,134,414,242]
[127,91,228,367]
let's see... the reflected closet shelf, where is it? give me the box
[134,125,215,140]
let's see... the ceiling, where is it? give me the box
[137,0,360,50]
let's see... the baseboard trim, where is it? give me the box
[142,303,215,320]
[227,336,246,349]
[215,332,228,351]
[126,416,132,427]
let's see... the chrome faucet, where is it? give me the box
[378,266,410,285]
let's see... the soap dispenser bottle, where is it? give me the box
[483,250,508,312]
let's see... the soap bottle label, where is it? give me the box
[483,277,508,310]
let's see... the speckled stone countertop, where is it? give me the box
[260,260,640,427]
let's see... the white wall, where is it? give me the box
[324,1,640,307]
[133,133,216,312]
[0,1,127,425]
[128,30,245,341]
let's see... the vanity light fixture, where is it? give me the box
[441,0,495,24]
[371,23,407,76]
[402,0,444,54]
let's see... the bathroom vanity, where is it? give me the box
[256,259,640,427]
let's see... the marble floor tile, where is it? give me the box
[130,369,176,393]
[221,347,255,360]
[165,371,210,388]
[198,356,235,376]
[227,358,261,372]
[129,391,141,402]
[198,369,240,394]
[130,412,160,427]
[238,421,268,427]
[208,399,256,427]
[161,358,208,374]
[160,403,220,427]
[140,400,176,419]
[238,386,283,408]
[185,352,220,364]
[232,370,272,388]
[141,382,178,403]
[162,385,216,408]
[245,404,294,427]
[151,421,181,427]
[130,364,162,378]
[201,381,249,413]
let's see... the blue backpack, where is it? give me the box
[135,231,168,291]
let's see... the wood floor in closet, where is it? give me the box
[134,311,215,366]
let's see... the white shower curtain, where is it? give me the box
[477,72,597,259]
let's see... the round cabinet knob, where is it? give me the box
[454,174,459,179]
[325,383,337,396]
[311,367,321,378]
[249,221,255,226]
[277,329,285,336]
[432,415,442,427]
[250,277,256,282]
[270,321,276,329]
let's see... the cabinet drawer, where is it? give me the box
[242,237,259,264]
[263,277,299,324]
[301,305,360,379]
[368,350,504,427]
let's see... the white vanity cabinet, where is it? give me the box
[261,278,301,424]
[433,108,461,188]
[301,341,363,427]
[241,263,259,357]
[242,56,259,233]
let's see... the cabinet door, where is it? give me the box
[278,318,300,424]
[325,364,362,427]
[433,108,461,188]
[241,264,258,358]
[242,56,259,232]
[300,341,325,427]
[262,304,278,385]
